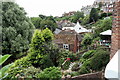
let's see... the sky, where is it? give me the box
[15,0,95,17]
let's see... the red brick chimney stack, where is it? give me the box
[111,1,120,59]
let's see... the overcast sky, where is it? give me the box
[15,0,95,17]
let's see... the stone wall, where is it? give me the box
[62,72,105,80]
[111,1,120,59]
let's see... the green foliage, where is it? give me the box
[79,48,110,74]
[55,11,84,23]
[30,15,58,32]
[71,63,80,71]
[7,56,32,78]
[36,67,62,80]
[7,57,41,78]
[81,15,89,25]
[79,60,91,74]
[81,33,93,49]
[82,50,95,59]
[7,27,55,77]
[70,11,84,23]
[40,19,57,32]
[2,2,35,59]
[99,13,112,19]
[80,50,95,63]
[0,54,13,79]
[0,54,11,65]
[57,49,72,66]
[28,28,54,69]
[69,72,80,77]
[42,28,53,42]
[31,17,42,28]
[94,18,112,36]
[89,8,99,23]
[62,60,71,70]
[89,49,110,71]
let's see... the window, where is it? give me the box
[63,44,69,50]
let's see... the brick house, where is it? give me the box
[54,29,82,53]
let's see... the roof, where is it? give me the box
[54,28,62,34]
[62,22,90,33]
[100,30,112,35]
[54,30,81,44]
[74,22,90,33]
[105,50,120,78]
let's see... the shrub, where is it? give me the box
[57,49,71,67]
[7,56,32,78]
[36,67,62,80]
[15,66,41,78]
[79,60,91,74]
[80,50,95,63]
[28,29,54,69]
[79,48,110,74]
[89,49,110,71]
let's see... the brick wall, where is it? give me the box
[111,1,120,59]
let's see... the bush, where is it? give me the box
[27,29,54,69]
[89,49,110,71]
[15,66,41,78]
[79,59,91,74]
[57,49,71,67]
[36,67,62,80]
[7,56,32,78]
[62,60,71,70]
[79,48,110,74]
[80,50,95,63]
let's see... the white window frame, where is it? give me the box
[63,44,69,50]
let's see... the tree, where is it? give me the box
[40,19,57,32]
[94,18,112,36]
[89,8,99,23]
[70,11,84,23]
[81,15,89,25]
[31,17,42,29]
[28,28,54,69]
[2,2,35,59]
[81,33,93,49]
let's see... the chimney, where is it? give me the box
[111,1,120,59]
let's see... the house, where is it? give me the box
[62,11,76,17]
[99,30,111,48]
[62,22,91,34]
[54,29,82,53]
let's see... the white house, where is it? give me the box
[62,22,91,34]
[105,50,120,79]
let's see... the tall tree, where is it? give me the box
[2,2,35,59]
[89,8,99,23]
